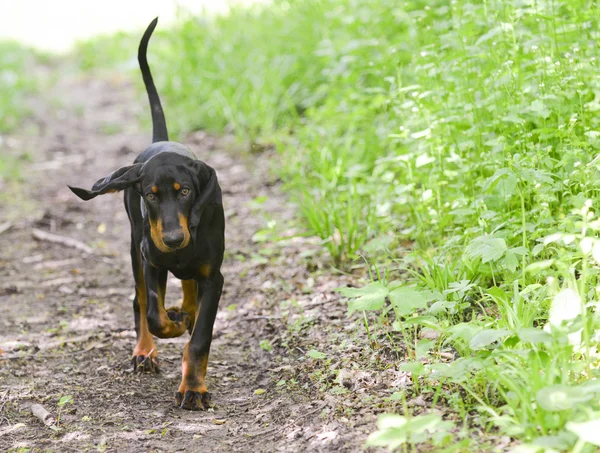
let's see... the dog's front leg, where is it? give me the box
[144,262,191,338]
[176,270,223,410]
[131,250,159,373]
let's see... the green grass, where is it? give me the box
[0,40,42,134]
[74,0,600,449]
[0,40,46,183]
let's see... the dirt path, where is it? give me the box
[0,70,389,452]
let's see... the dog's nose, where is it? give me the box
[163,231,184,248]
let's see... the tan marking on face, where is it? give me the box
[199,264,212,278]
[179,213,191,249]
[151,185,158,193]
[149,217,173,253]
[174,182,181,191]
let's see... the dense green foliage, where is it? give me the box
[76,0,600,450]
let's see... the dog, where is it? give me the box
[68,17,224,411]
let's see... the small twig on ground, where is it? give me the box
[5,276,86,291]
[32,228,94,254]
[303,297,340,308]
[31,404,56,427]
[0,340,110,361]
[32,258,79,270]
[138,348,155,367]
[293,403,327,423]
[244,315,283,321]
[0,389,9,417]
[242,403,328,442]
[0,222,12,236]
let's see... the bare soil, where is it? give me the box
[0,68,403,452]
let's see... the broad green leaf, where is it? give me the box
[567,419,600,446]
[58,395,73,406]
[548,288,582,327]
[531,434,573,450]
[517,327,552,345]
[465,236,507,263]
[399,362,425,375]
[339,282,388,314]
[428,358,483,382]
[482,168,513,192]
[580,380,600,394]
[526,260,554,273]
[448,323,482,343]
[416,339,433,360]
[429,300,457,314]
[531,243,545,257]
[307,349,326,359]
[487,286,509,304]
[509,246,529,256]
[469,328,510,350]
[406,414,444,435]
[592,239,600,264]
[377,414,408,430]
[388,287,431,316]
[338,281,387,298]
[365,428,407,449]
[502,250,518,272]
[536,385,592,411]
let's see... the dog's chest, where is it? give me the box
[141,237,197,277]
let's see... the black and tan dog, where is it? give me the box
[69,18,224,411]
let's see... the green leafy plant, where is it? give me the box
[365,413,454,450]
[57,394,73,426]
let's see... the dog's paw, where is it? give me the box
[132,354,160,373]
[176,390,211,411]
[166,307,191,328]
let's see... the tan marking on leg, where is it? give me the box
[178,343,208,395]
[181,280,198,320]
[199,264,212,278]
[132,264,156,358]
[151,277,190,338]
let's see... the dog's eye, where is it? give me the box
[180,188,190,196]
[146,193,156,201]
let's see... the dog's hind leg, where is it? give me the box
[144,263,191,338]
[131,246,159,373]
[176,271,223,410]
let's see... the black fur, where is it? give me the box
[68,18,225,411]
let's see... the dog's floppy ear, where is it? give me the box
[68,163,143,201]
[189,162,221,228]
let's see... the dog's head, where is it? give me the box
[69,152,219,253]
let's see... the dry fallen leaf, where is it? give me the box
[213,419,227,425]
[254,389,266,395]
[97,223,107,234]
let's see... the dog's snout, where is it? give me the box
[163,231,185,248]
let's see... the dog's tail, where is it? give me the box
[138,17,169,143]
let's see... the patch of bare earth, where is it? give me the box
[0,70,410,452]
